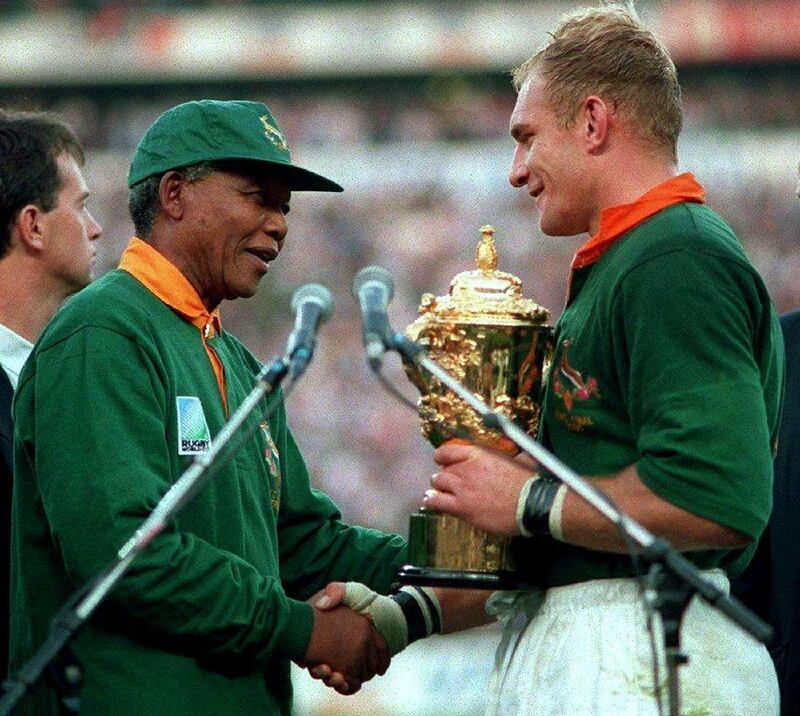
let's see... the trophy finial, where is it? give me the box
[476,225,498,273]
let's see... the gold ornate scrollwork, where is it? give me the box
[401,225,555,574]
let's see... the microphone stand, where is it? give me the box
[384,332,772,716]
[0,357,293,716]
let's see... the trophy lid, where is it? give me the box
[414,225,549,326]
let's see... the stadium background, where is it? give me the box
[1,1,798,713]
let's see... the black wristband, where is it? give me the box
[390,586,442,644]
[416,586,442,635]
[521,474,561,537]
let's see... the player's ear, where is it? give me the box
[581,95,612,154]
[13,204,47,253]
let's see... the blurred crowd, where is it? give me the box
[5,69,800,154]
[2,71,799,540]
[3,0,300,12]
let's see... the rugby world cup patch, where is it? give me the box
[176,396,211,455]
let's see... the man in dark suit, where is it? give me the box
[0,369,10,677]
[0,110,101,677]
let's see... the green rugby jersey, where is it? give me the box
[10,240,406,715]
[522,190,784,588]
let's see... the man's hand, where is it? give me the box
[304,584,356,693]
[423,441,536,537]
[302,597,389,695]
[304,581,456,693]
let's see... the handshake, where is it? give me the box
[298,582,442,694]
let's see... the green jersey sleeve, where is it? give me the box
[272,399,407,600]
[614,248,782,540]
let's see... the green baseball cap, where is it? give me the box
[127,99,343,192]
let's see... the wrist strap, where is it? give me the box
[515,476,538,537]
[390,586,442,644]
[342,583,443,655]
[521,473,562,537]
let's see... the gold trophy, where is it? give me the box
[398,225,553,588]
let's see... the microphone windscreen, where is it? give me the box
[351,266,395,302]
[290,283,335,323]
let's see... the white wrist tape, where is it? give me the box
[343,583,407,656]
[548,483,568,541]
[342,583,442,657]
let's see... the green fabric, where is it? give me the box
[127,99,343,192]
[524,202,784,588]
[9,269,406,715]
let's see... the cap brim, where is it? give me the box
[256,160,343,192]
[284,166,343,192]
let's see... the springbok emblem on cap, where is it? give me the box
[260,115,288,151]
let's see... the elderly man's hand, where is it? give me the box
[423,441,537,537]
[303,584,350,694]
[301,597,389,695]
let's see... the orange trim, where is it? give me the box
[571,173,706,270]
[119,237,228,413]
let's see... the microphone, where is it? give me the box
[351,266,395,366]
[286,283,334,376]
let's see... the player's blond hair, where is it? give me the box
[513,1,682,161]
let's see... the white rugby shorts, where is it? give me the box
[485,571,778,716]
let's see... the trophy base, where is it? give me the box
[403,509,533,589]
[397,565,527,590]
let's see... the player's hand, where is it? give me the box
[423,441,537,536]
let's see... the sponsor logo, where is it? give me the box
[176,396,211,455]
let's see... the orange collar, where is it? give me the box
[571,173,706,270]
[119,237,221,337]
[119,237,228,412]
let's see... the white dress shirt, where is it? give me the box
[0,322,33,390]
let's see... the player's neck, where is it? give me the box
[588,155,678,236]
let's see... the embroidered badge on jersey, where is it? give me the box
[176,396,211,455]
[552,339,600,432]
[260,420,282,514]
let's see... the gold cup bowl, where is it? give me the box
[400,225,553,588]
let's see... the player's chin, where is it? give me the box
[539,214,585,238]
[65,268,93,294]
